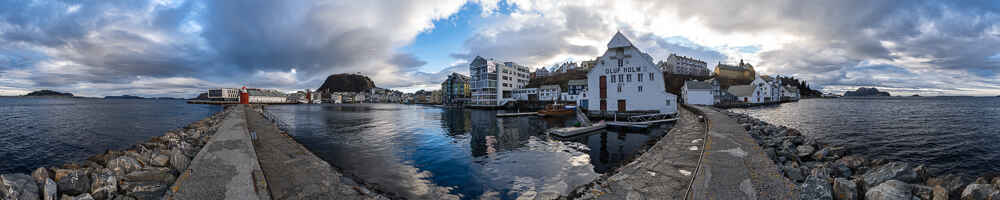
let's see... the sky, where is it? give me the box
[1,0,999,97]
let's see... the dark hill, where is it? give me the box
[317,73,376,93]
[25,90,73,97]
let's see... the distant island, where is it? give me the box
[844,87,890,97]
[105,95,145,99]
[24,90,74,97]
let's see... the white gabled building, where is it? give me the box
[682,80,715,105]
[539,84,561,101]
[585,31,677,115]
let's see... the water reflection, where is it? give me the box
[266,104,670,199]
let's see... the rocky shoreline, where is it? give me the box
[722,109,1000,200]
[1,107,232,200]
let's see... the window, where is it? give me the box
[611,76,616,83]
[638,86,643,92]
[619,74,624,82]
[626,74,632,82]
[618,59,623,67]
[638,73,643,82]
[617,85,622,92]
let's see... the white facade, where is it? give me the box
[661,54,710,77]
[586,32,677,115]
[512,88,537,101]
[246,89,288,104]
[682,80,715,105]
[470,57,530,106]
[539,85,561,101]
[207,88,239,101]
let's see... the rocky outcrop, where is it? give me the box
[865,180,912,200]
[24,90,73,97]
[844,87,890,97]
[726,110,1000,200]
[317,73,377,93]
[2,173,40,200]
[0,107,231,200]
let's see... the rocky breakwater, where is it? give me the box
[1,107,231,200]
[725,110,1000,200]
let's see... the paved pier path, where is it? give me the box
[246,106,384,200]
[688,106,798,200]
[170,105,271,200]
[170,105,384,200]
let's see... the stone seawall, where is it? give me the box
[720,108,1000,200]
[1,105,233,200]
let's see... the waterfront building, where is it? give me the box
[714,60,757,86]
[757,75,783,102]
[585,31,678,115]
[567,79,588,105]
[660,54,710,77]
[682,80,715,105]
[540,84,562,101]
[431,90,443,104]
[441,73,471,106]
[512,88,538,101]
[727,85,760,103]
[246,89,288,104]
[469,56,531,106]
[782,86,800,101]
[208,88,240,101]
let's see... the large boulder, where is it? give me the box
[169,149,191,172]
[119,181,168,200]
[1,173,40,200]
[926,174,969,199]
[43,178,57,200]
[785,166,806,182]
[32,167,51,184]
[800,175,834,200]
[54,169,91,196]
[932,185,949,200]
[862,162,919,188]
[90,168,118,200]
[60,193,94,200]
[912,184,934,200]
[865,180,912,200]
[797,145,816,159]
[832,178,858,200]
[107,156,143,176]
[150,152,170,167]
[960,184,996,200]
[123,168,175,184]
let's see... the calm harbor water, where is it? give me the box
[730,97,1000,177]
[265,104,669,200]
[0,97,221,174]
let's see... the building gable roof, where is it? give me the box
[607,31,634,49]
[685,80,714,90]
[727,85,755,97]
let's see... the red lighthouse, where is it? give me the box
[239,86,250,104]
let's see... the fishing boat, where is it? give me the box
[537,104,574,117]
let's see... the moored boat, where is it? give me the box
[537,104,574,117]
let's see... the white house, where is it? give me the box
[727,85,760,103]
[567,79,588,105]
[586,31,677,115]
[539,84,561,101]
[512,88,538,101]
[682,80,715,105]
[782,86,800,101]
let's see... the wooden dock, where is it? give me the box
[548,122,607,137]
[496,112,538,117]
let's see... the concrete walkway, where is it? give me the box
[170,105,271,200]
[246,107,385,200]
[688,106,798,200]
[576,105,706,199]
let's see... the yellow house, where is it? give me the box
[714,60,757,85]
